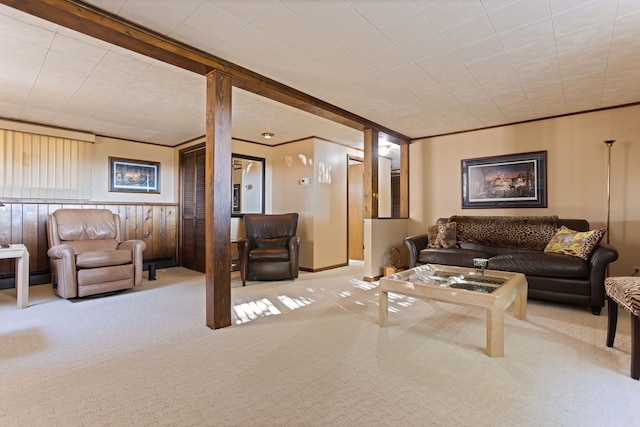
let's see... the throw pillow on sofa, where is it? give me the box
[544,226,607,260]
[427,222,457,248]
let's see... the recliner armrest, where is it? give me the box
[47,244,75,261]
[47,244,77,298]
[117,239,146,286]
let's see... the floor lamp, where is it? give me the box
[604,139,615,245]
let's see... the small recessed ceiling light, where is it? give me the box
[261,132,274,139]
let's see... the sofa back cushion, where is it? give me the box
[448,215,559,251]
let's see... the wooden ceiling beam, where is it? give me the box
[2,0,411,145]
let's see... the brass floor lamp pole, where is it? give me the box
[604,139,615,245]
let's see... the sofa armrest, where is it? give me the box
[118,240,146,286]
[404,234,429,268]
[47,244,78,298]
[588,243,619,312]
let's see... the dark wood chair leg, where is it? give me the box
[606,296,618,348]
[631,314,640,380]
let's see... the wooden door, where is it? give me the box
[180,146,206,272]
[348,162,364,260]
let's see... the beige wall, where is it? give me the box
[364,218,408,279]
[410,104,640,276]
[92,136,175,203]
[272,137,362,270]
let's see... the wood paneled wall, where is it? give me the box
[0,201,178,280]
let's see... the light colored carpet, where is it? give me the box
[0,264,636,426]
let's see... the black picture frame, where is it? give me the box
[461,151,547,208]
[109,157,160,193]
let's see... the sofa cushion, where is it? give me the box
[449,215,558,251]
[544,226,607,260]
[76,250,132,268]
[426,222,457,248]
[418,248,492,268]
[488,252,589,277]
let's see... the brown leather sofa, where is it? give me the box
[46,209,146,298]
[238,213,300,286]
[404,216,619,315]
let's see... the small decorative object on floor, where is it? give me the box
[383,247,405,276]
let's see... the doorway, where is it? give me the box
[347,156,364,261]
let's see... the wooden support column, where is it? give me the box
[205,69,232,329]
[364,129,379,219]
[399,143,409,218]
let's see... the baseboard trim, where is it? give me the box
[299,262,348,273]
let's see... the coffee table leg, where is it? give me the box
[514,286,527,320]
[486,308,504,357]
[379,289,389,327]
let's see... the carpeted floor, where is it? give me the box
[0,263,636,426]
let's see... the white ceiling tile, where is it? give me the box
[250,3,313,41]
[455,35,505,64]
[552,0,618,36]
[50,33,107,64]
[281,0,354,27]
[498,19,555,52]
[211,0,278,22]
[418,0,488,32]
[377,11,437,47]
[555,21,615,54]
[118,0,203,34]
[507,40,558,66]
[440,15,496,49]
[488,0,551,33]
[100,50,151,75]
[169,24,224,53]
[183,1,246,42]
[399,32,451,61]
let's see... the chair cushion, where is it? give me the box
[249,247,289,262]
[54,209,117,241]
[76,250,132,268]
[255,237,288,248]
[605,277,640,316]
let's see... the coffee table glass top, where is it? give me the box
[389,265,507,294]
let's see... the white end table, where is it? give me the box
[0,244,30,308]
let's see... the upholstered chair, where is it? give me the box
[605,276,640,380]
[238,213,300,286]
[46,209,146,298]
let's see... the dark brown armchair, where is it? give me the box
[238,213,300,286]
[46,209,146,298]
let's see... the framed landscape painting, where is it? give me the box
[461,151,547,208]
[109,157,160,193]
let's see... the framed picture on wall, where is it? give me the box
[109,157,160,193]
[461,151,547,208]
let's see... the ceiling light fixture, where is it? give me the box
[261,132,274,139]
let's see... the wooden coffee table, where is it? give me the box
[379,264,527,357]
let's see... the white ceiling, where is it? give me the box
[1,0,640,153]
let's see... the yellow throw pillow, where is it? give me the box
[426,222,457,249]
[544,226,606,260]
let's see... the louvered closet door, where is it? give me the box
[181,147,206,272]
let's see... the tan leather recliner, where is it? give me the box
[46,209,146,298]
